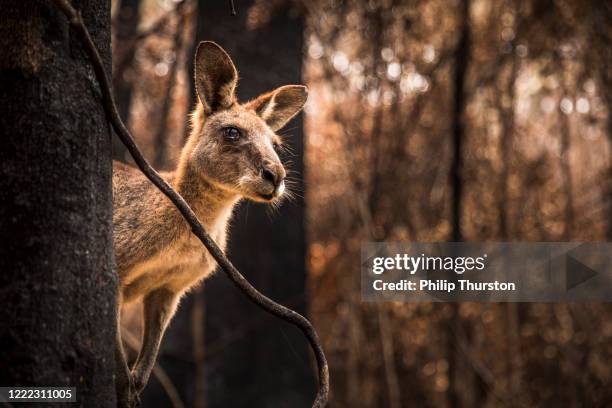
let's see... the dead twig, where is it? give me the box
[50,1,329,407]
[229,0,237,16]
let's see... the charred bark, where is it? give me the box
[0,0,116,406]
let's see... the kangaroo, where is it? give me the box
[112,41,307,406]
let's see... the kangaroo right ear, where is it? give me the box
[194,41,238,113]
[247,85,308,131]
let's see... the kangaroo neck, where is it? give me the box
[173,163,240,226]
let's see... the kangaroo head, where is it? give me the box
[185,41,307,203]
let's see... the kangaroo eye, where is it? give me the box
[223,127,241,142]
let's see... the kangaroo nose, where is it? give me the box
[262,167,277,185]
[261,166,285,187]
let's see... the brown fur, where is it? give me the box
[112,41,307,406]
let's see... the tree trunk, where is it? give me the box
[589,1,612,240]
[153,9,186,169]
[451,0,470,243]
[192,286,207,408]
[198,2,311,407]
[0,1,116,406]
[559,90,574,240]
[497,57,518,241]
[448,1,470,407]
[112,0,141,162]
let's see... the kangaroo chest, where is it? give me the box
[157,220,229,290]
[181,223,228,270]
[121,215,230,302]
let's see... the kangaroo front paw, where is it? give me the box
[131,369,148,396]
[130,389,141,408]
[117,385,135,408]
[129,375,141,407]
[117,372,141,408]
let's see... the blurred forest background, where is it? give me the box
[111,0,612,407]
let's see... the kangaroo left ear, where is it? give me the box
[194,41,238,113]
[248,85,308,131]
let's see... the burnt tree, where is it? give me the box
[141,1,313,407]
[112,0,141,162]
[199,6,310,404]
[447,1,472,407]
[0,0,116,406]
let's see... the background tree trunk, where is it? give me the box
[144,1,313,407]
[589,1,612,240]
[198,3,311,407]
[0,1,116,406]
[112,0,141,162]
[448,1,471,407]
[153,8,186,169]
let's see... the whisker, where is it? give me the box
[284,179,304,188]
[284,183,304,194]
[277,142,296,157]
[278,126,299,135]
[285,190,303,201]
[266,199,283,219]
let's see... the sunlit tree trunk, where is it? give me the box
[589,1,612,240]
[559,84,574,240]
[497,58,517,241]
[153,10,186,169]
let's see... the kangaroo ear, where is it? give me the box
[194,41,238,113]
[248,85,308,131]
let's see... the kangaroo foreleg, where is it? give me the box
[131,287,179,394]
[115,295,138,408]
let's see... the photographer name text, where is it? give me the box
[371,253,516,293]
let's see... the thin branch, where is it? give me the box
[229,0,237,16]
[50,1,329,407]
